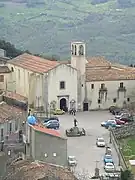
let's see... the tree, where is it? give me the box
[121,169,132,180]
[0,39,23,58]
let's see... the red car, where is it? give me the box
[115,119,125,125]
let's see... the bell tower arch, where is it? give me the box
[71,42,86,75]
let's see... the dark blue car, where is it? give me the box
[44,120,60,129]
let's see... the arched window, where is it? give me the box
[79,45,84,55]
[11,67,14,72]
[74,45,77,55]
[72,45,74,55]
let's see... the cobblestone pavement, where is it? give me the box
[58,111,119,176]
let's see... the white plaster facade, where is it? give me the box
[87,80,135,110]
[7,61,77,111]
[47,64,77,110]
[6,42,135,111]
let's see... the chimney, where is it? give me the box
[0,152,7,179]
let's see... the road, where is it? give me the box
[58,111,119,176]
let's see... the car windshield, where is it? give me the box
[106,164,113,167]
[69,157,75,161]
[98,139,104,142]
[105,155,112,159]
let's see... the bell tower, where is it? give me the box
[71,42,87,111]
[71,42,86,75]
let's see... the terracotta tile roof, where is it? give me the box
[86,66,135,81]
[5,160,76,180]
[0,66,10,73]
[8,53,60,73]
[32,124,61,138]
[85,56,135,81]
[3,91,28,103]
[0,102,25,123]
[87,56,112,67]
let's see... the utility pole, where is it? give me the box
[94,160,100,178]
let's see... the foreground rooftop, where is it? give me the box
[4,159,76,180]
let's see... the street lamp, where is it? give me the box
[94,160,100,178]
[109,129,112,144]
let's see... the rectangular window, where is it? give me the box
[1,128,3,140]
[127,98,130,102]
[15,120,18,131]
[0,75,4,82]
[60,81,65,89]
[113,98,116,103]
[101,83,105,89]
[120,82,123,88]
[98,99,101,104]
[91,84,94,89]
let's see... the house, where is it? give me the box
[0,101,26,142]
[0,56,10,91]
[3,159,77,180]
[6,41,135,111]
[67,42,135,110]
[7,53,78,111]
[24,123,68,167]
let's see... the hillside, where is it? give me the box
[0,0,135,64]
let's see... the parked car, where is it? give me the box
[104,154,113,164]
[115,113,130,119]
[109,106,118,113]
[104,162,115,172]
[115,119,125,125]
[44,120,60,129]
[101,119,116,126]
[111,108,121,115]
[96,137,106,147]
[105,146,112,155]
[101,120,121,129]
[68,156,77,166]
[52,109,65,115]
[119,116,134,123]
[43,116,59,123]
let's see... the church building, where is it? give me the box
[6,41,135,111]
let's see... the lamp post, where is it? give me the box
[109,129,112,144]
[95,160,100,178]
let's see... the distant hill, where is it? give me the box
[0,0,135,64]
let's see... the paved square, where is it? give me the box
[59,111,119,175]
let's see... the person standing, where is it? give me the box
[74,117,78,127]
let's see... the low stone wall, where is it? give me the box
[113,122,135,139]
[111,131,128,170]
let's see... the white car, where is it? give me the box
[68,156,77,166]
[96,137,106,147]
[115,113,130,119]
[104,162,115,172]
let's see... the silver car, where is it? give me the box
[68,156,77,166]
[104,162,115,172]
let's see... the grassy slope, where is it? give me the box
[0,0,135,64]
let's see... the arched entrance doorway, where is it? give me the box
[60,98,67,111]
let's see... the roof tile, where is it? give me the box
[4,91,28,103]
[32,124,61,138]
[0,102,24,123]
[8,53,59,73]
[5,160,76,180]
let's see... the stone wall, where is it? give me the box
[112,122,135,139]
[111,122,135,170]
